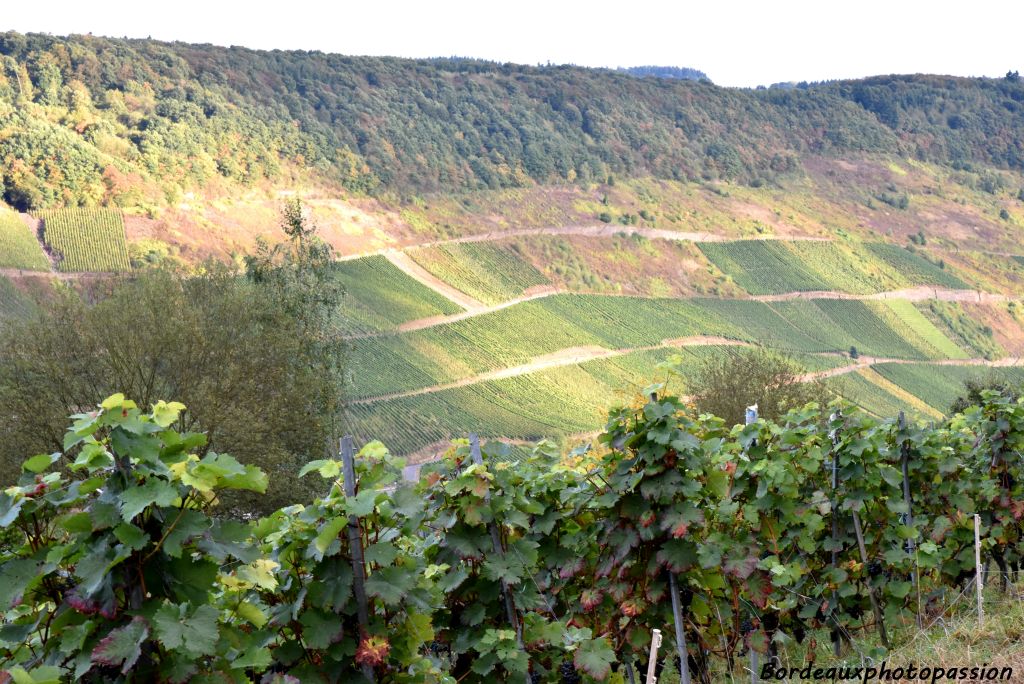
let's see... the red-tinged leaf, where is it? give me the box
[91,616,149,673]
[355,635,391,667]
[580,589,602,612]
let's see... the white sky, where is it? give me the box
[3,0,1020,88]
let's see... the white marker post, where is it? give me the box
[646,629,663,684]
[975,514,984,625]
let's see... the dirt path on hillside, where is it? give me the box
[753,286,1017,303]
[381,250,486,311]
[0,267,111,280]
[335,224,830,262]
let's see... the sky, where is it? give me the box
[3,0,1021,88]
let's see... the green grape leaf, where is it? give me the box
[119,479,179,521]
[298,609,344,649]
[235,600,268,628]
[298,459,341,479]
[0,559,40,609]
[574,636,616,680]
[91,616,149,673]
[312,516,347,559]
[0,493,24,528]
[22,453,60,474]
[152,602,219,658]
[365,566,416,605]
[4,665,62,684]
[162,510,211,558]
[112,523,148,551]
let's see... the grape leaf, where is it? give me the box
[119,479,179,521]
[152,602,219,658]
[91,616,149,673]
[574,636,616,679]
[298,609,343,650]
[365,566,415,605]
[22,453,60,474]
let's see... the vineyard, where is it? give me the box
[331,256,463,334]
[864,243,968,289]
[0,209,50,271]
[697,240,973,296]
[345,346,852,455]
[871,362,1024,413]
[39,209,131,272]
[2,391,1023,682]
[346,294,971,400]
[408,242,550,305]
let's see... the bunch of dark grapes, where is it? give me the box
[867,560,883,578]
[740,618,754,634]
[530,672,543,684]
[680,587,694,608]
[560,660,581,684]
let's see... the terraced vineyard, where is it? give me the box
[697,240,837,294]
[871,362,1024,413]
[864,243,967,289]
[331,256,463,334]
[408,242,549,304]
[698,239,974,295]
[827,369,922,419]
[40,208,131,272]
[346,293,972,399]
[0,209,49,270]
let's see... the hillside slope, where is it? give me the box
[3,31,1024,209]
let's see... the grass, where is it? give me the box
[0,208,49,271]
[40,208,131,272]
[407,242,548,305]
[658,583,1024,684]
[331,256,462,334]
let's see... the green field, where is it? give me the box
[40,209,131,272]
[0,209,49,270]
[408,242,548,304]
[331,256,463,334]
[864,243,967,289]
[871,362,1024,413]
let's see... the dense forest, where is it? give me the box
[1,31,1024,208]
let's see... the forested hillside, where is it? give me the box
[2,31,1024,209]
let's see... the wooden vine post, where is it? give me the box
[897,412,922,627]
[851,510,889,648]
[975,514,984,626]
[468,433,528,680]
[341,436,376,683]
